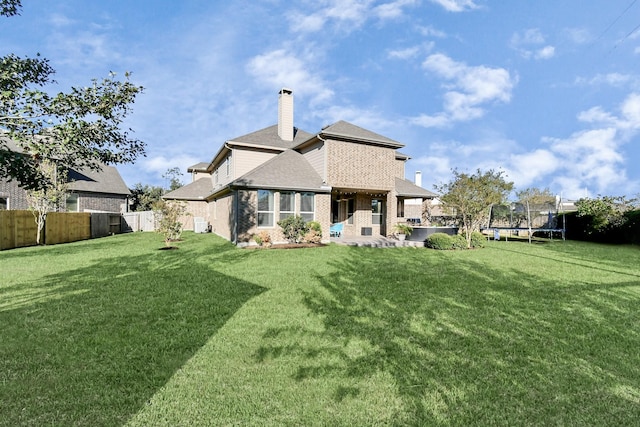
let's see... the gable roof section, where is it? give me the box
[1,134,130,195]
[395,177,437,198]
[317,120,404,149]
[229,124,313,150]
[163,176,214,200]
[187,162,209,172]
[232,149,329,193]
[67,166,131,195]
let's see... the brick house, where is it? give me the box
[0,137,131,213]
[164,88,436,245]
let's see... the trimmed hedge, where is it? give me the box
[426,232,453,250]
[470,231,486,248]
[426,231,487,250]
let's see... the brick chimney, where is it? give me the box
[278,88,294,141]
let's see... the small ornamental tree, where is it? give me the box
[26,160,68,245]
[435,168,513,249]
[153,199,188,247]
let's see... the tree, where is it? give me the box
[515,187,555,243]
[162,167,184,191]
[575,195,633,234]
[129,183,164,212]
[1,0,145,190]
[435,169,513,248]
[152,199,188,247]
[26,160,68,244]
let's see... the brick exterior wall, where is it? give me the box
[211,194,234,241]
[77,192,127,213]
[180,200,209,231]
[325,139,405,237]
[236,189,331,245]
[326,140,398,190]
[0,180,29,210]
[0,179,127,213]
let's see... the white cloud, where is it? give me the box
[388,44,431,60]
[504,149,560,188]
[564,27,591,44]
[387,46,420,60]
[428,0,480,12]
[246,49,334,105]
[535,46,555,60]
[511,28,545,45]
[374,0,419,19]
[417,25,448,38]
[575,72,640,88]
[288,0,418,33]
[536,93,640,198]
[511,28,555,60]
[413,53,516,127]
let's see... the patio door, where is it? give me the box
[372,198,386,235]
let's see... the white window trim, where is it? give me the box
[257,189,275,228]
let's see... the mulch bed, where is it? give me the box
[245,243,326,250]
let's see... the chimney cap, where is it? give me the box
[279,88,293,95]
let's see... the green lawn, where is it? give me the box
[1,233,639,426]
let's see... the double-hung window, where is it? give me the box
[66,194,79,212]
[279,191,295,220]
[257,190,274,227]
[300,192,314,222]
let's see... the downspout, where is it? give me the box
[233,186,238,245]
[317,133,328,184]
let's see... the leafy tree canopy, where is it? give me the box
[435,168,513,248]
[0,0,145,190]
[575,195,637,233]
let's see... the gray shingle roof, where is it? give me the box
[232,149,329,192]
[163,177,214,200]
[229,125,313,150]
[318,120,404,148]
[67,166,131,195]
[2,134,130,195]
[187,162,209,172]
[395,177,437,198]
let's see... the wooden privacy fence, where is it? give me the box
[0,210,126,250]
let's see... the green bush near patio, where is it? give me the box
[1,232,639,426]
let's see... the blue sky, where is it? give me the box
[2,0,640,199]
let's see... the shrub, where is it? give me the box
[254,230,271,247]
[277,215,308,243]
[307,221,322,236]
[426,232,453,250]
[451,234,468,250]
[304,229,322,244]
[470,231,486,248]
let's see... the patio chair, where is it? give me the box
[330,223,343,237]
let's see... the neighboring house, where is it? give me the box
[0,136,131,213]
[164,88,436,245]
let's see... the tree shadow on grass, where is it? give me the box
[257,246,640,425]
[0,240,264,426]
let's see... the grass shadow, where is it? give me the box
[0,235,264,426]
[259,245,640,424]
